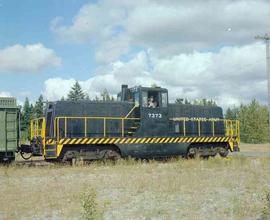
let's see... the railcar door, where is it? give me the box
[135,88,170,157]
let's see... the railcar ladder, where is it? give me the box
[4,111,18,153]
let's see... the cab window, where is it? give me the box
[161,92,168,107]
[134,92,139,106]
[142,91,148,107]
[147,91,159,108]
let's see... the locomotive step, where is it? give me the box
[129,126,138,130]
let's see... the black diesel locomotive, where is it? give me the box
[25,85,240,161]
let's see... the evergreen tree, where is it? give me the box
[67,81,85,101]
[184,98,191,105]
[225,107,239,120]
[21,97,33,131]
[100,89,113,101]
[175,98,184,104]
[33,95,44,118]
[193,98,217,106]
[238,99,269,143]
[85,94,90,101]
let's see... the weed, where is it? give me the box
[81,187,103,220]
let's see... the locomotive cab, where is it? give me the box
[118,85,169,137]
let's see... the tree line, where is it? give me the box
[20,81,269,143]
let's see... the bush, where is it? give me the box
[81,187,103,220]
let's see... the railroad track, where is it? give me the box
[14,159,54,167]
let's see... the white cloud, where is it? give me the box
[47,0,269,108]
[0,43,61,73]
[51,0,270,58]
[43,42,267,109]
[0,91,12,97]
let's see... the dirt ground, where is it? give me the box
[234,143,270,158]
[0,144,269,220]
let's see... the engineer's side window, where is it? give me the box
[161,92,168,107]
[142,91,148,107]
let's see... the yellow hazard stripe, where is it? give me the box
[75,138,82,144]
[145,138,152,143]
[45,136,234,146]
[109,138,115,144]
[174,137,179,143]
[81,138,88,145]
[92,138,99,144]
[131,138,137,144]
[63,139,70,145]
[69,139,77,145]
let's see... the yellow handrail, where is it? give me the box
[170,117,240,140]
[30,117,46,145]
[54,116,140,140]
[125,104,139,118]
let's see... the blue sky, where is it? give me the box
[0,0,97,100]
[0,0,269,108]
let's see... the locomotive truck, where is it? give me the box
[0,85,240,163]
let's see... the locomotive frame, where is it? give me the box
[28,85,240,162]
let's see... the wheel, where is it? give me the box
[187,147,198,159]
[219,147,229,157]
[103,150,121,161]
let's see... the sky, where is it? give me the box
[0,0,270,109]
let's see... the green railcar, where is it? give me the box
[0,97,20,162]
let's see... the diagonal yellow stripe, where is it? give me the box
[134,138,141,143]
[104,138,110,144]
[98,138,105,144]
[81,138,88,145]
[169,138,175,143]
[186,137,192,142]
[200,137,205,142]
[59,139,65,144]
[192,137,197,143]
[119,138,126,144]
[114,138,121,144]
[75,138,82,144]
[150,138,156,143]
[181,137,186,143]
[92,138,99,144]
[207,137,212,142]
[141,138,147,143]
[164,137,170,143]
[155,138,161,143]
[160,138,166,143]
[63,139,70,145]
[109,138,115,144]
[125,138,131,144]
[130,138,136,144]
[145,138,152,143]
[69,139,77,145]
[86,139,93,144]
[173,137,179,143]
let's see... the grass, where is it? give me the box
[0,144,269,219]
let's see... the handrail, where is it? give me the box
[170,117,240,141]
[54,116,140,140]
[30,117,46,145]
[125,104,139,118]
